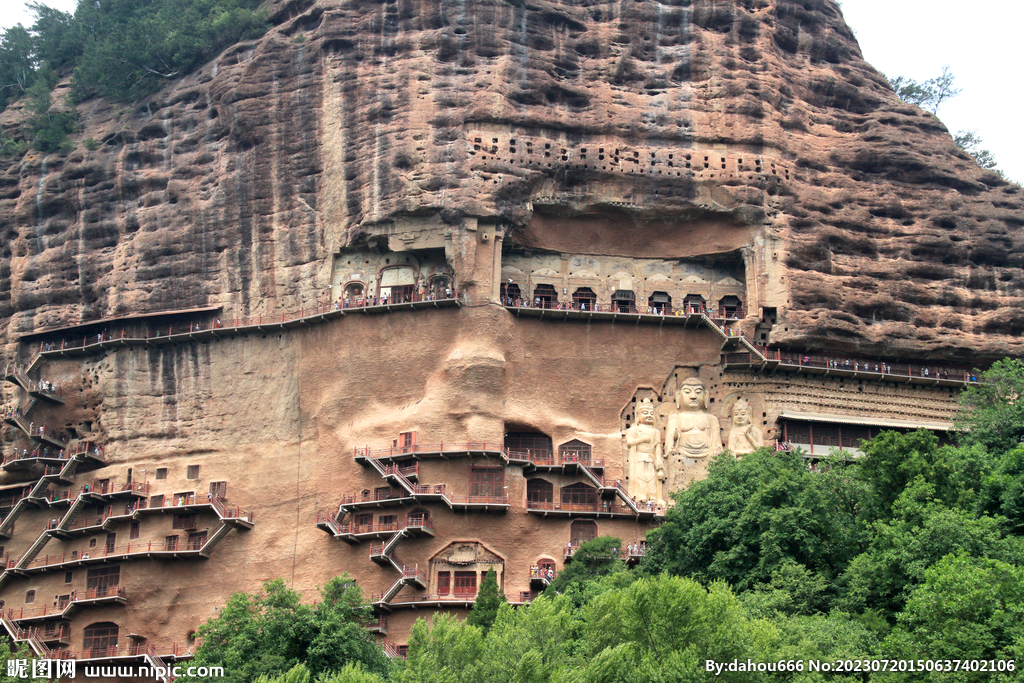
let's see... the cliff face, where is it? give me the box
[1,0,1022,360]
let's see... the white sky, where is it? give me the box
[1,0,1021,183]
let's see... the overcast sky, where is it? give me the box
[1,0,1021,183]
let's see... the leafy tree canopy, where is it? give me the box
[466,567,507,632]
[956,358,1024,454]
[181,576,389,683]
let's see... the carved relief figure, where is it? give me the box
[622,398,665,506]
[664,378,722,491]
[727,398,764,454]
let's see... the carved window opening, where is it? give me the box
[500,282,522,304]
[437,571,451,595]
[130,522,140,540]
[429,276,451,298]
[570,520,597,546]
[25,590,35,604]
[187,531,208,550]
[378,515,398,530]
[558,440,591,464]
[105,533,116,553]
[354,513,373,528]
[209,481,227,499]
[537,557,556,573]
[470,467,504,498]
[374,486,393,501]
[172,514,196,530]
[561,483,597,508]
[683,294,706,314]
[650,291,672,314]
[572,287,597,310]
[165,535,179,551]
[149,495,164,508]
[407,508,431,527]
[612,290,636,313]
[155,468,167,480]
[533,284,558,308]
[83,622,118,656]
[505,432,552,462]
[186,465,199,480]
[453,571,477,596]
[87,566,120,596]
[398,431,417,453]
[526,479,553,505]
[718,295,743,319]
[344,282,364,299]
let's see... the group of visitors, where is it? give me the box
[530,565,555,580]
[788,355,975,381]
[625,541,647,557]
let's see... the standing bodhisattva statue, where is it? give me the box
[622,397,666,507]
[727,397,764,455]
[664,377,723,491]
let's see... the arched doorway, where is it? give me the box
[501,282,522,305]
[84,622,119,657]
[505,431,553,463]
[561,483,597,509]
[378,266,416,303]
[533,284,558,308]
[649,291,672,314]
[526,479,553,506]
[558,439,592,464]
[683,294,706,314]
[429,275,452,299]
[718,295,743,319]
[611,290,636,313]
[569,520,597,547]
[344,282,364,302]
[572,287,597,311]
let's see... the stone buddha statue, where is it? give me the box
[622,398,665,507]
[726,397,764,455]
[664,377,722,491]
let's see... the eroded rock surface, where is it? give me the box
[1,0,1022,361]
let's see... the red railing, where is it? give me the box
[530,566,556,580]
[774,352,980,382]
[34,292,460,356]
[378,592,477,605]
[502,298,746,319]
[9,539,213,570]
[7,586,126,619]
[34,624,70,641]
[518,591,540,603]
[339,489,410,506]
[337,512,432,536]
[354,441,505,459]
[47,641,193,661]
[209,495,255,523]
[526,499,636,514]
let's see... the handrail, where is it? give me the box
[354,441,506,459]
[6,586,126,619]
[32,292,461,357]
[501,298,745,320]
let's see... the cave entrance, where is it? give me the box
[650,291,672,314]
[533,284,558,308]
[683,294,706,314]
[718,295,743,319]
[501,282,522,305]
[612,290,636,313]
[572,287,597,311]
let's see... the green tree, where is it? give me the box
[978,446,1024,534]
[25,64,77,153]
[28,2,82,71]
[955,130,1004,177]
[650,450,862,594]
[0,25,35,109]
[838,481,1024,618]
[72,0,268,102]
[183,576,388,683]
[466,568,507,632]
[956,358,1024,453]
[887,66,961,114]
[547,535,626,596]
[881,555,1024,681]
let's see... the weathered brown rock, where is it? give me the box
[0,0,1020,359]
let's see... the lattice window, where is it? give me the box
[561,483,597,507]
[470,468,503,498]
[570,520,597,546]
[526,479,553,504]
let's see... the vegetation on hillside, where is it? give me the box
[189,359,1024,682]
[0,0,268,153]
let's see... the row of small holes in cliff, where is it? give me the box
[465,133,792,182]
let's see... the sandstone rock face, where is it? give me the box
[0,0,1020,360]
